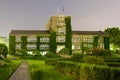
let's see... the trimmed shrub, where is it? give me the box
[56,61,120,80]
[106,62,120,67]
[81,56,104,65]
[92,48,111,56]
[45,58,60,66]
[45,52,60,58]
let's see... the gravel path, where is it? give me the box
[9,60,31,80]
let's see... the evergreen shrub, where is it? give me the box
[56,61,120,80]
[92,48,111,56]
[45,58,60,66]
[45,52,60,58]
[81,56,104,65]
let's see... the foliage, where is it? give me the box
[45,58,60,66]
[92,48,111,56]
[32,50,42,56]
[50,31,57,53]
[9,36,15,55]
[58,48,70,55]
[102,55,120,62]
[21,36,27,50]
[105,27,120,48]
[17,49,27,58]
[106,62,120,67]
[28,60,73,80]
[72,53,85,58]
[0,59,21,80]
[104,36,110,50]
[71,53,85,62]
[81,56,104,65]
[93,36,98,48]
[45,52,60,58]
[0,44,8,58]
[56,61,120,80]
[37,36,40,50]
[65,16,72,54]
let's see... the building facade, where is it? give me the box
[9,15,109,55]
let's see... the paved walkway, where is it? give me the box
[9,61,31,80]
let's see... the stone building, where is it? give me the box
[9,14,109,55]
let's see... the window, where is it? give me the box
[84,37,93,42]
[27,44,37,50]
[39,44,49,50]
[56,36,65,42]
[16,36,21,42]
[72,38,81,42]
[40,37,49,42]
[57,28,66,35]
[27,36,37,42]
[16,44,21,50]
[72,44,80,49]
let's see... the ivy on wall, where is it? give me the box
[37,36,40,50]
[93,36,98,48]
[21,36,27,50]
[50,31,57,53]
[9,36,15,55]
[65,16,72,54]
[104,36,110,50]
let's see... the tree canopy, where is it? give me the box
[105,27,120,48]
[0,44,8,58]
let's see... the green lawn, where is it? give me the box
[28,60,73,80]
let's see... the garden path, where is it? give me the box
[9,60,31,80]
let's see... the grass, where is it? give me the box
[0,56,21,80]
[28,60,73,80]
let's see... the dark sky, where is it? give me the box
[0,0,120,37]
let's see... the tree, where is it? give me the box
[0,44,8,58]
[105,27,120,49]
[58,48,70,58]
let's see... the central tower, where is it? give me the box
[46,14,72,54]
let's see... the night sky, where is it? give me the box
[0,0,120,37]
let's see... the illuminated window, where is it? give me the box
[16,44,21,50]
[57,28,66,35]
[57,36,65,42]
[39,44,49,50]
[16,36,21,42]
[27,36,37,42]
[40,37,49,42]
[72,38,81,42]
[72,44,80,49]
[27,44,37,50]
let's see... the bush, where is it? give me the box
[45,58,60,66]
[92,48,111,56]
[81,56,104,65]
[58,48,70,55]
[106,62,120,67]
[56,61,120,80]
[71,53,85,62]
[45,52,60,58]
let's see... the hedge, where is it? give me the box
[56,61,120,80]
[45,58,60,66]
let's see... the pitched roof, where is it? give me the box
[10,30,50,34]
[72,31,107,35]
